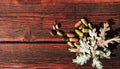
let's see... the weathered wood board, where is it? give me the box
[0,0,120,69]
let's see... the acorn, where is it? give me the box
[67,32,76,38]
[67,41,75,48]
[88,23,93,29]
[52,25,56,30]
[49,29,57,36]
[62,36,69,41]
[75,29,83,37]
[69,37,79,42]
[74,42,80,45]
[82,28,89,33]
[57,30,65,37]
[74,21,82,28]
[81,18,88,27]
[56,22,61,29]
[53,22,61,30]
[78,24,84,30]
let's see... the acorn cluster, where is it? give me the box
[49,18,93,48]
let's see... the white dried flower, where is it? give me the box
[71,22,120,69]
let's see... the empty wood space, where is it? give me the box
[0,0,120,69]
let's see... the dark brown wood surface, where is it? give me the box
[0,0,120,69]
[0,44,120,69]
[0,0,120,41]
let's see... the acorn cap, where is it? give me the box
[57,30,65,37]
[49,29,57,36]
[75,29,83,37]
[74,21,82,28]
[81,18,88,27]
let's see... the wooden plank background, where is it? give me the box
[0,0,120,41]
[0,0,120,69]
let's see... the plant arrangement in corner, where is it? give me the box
[49,18,120,69]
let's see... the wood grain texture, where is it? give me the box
[0,1,120,41]
[0,0,120,69]
[0,44,119,69]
